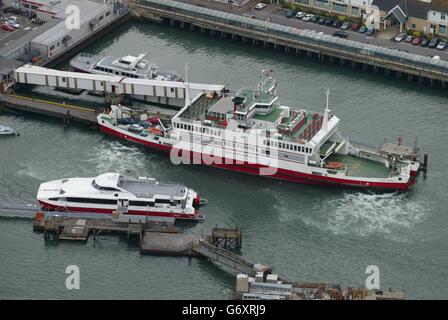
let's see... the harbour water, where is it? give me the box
[1,21,448,299]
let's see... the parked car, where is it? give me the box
[365,28,376,36]
[324,18,334,26]
[310,15,320,23]
[358,25,368,33]
[405,35,415,42]
[254,3,266,10]
[1,23,14,32]
[351,23,360,31]
[436,40,448,50]
[332,30,348,39]
[420,37,429,47]
[394,33,407,42]
[340,21,351,30]
[411,37,422,45]
[286,10,297,18]
[332,20,342,28]
[6,20,20,29]
[296,12,306,19]
[428,38,440,48]
[318,18,325,25]
[302,14,314,22]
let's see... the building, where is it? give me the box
[29,0,116,59]
[370,0,448,35]
[290,0,448,35]
[2,0,124,61]
[290,0,374,19]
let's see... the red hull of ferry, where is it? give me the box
[99,123,416,191]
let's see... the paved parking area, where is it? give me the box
[0,13,44,48]
[248,5,448,60]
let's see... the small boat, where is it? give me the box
[0,125,19,136]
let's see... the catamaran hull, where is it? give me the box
[37,200,198,220]
[98,122,416,191]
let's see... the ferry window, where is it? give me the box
[61,77,66,82]
[50,45,55,51]
[106,11,111,17]
[294,146,297,151]
[310,148,312,154]
[115,72,119,75]
[267,140,270,146]
[170,88,175,93]
[305,148,309,153]
[121,72,126,76]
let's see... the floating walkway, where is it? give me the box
[13,65,225,101]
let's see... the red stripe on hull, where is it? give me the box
[38,201,198,220]
[98,123,415,190]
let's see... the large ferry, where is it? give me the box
[37,172,203,221]
[70,52,180,81]
[97,71,422,190]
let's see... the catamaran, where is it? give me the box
[37,172,203,221]
[70,52,180,81]
[96,70,422,190]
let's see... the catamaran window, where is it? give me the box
[129,201,154,207]
[67,197,117,205]
[155,199,171,204]
[294,145,297,151]
[92,180,120,192]
[118,59,131,65]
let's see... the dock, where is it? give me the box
[0,93,97,125]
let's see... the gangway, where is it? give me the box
[193,239,271,277]
[13,65,225,104]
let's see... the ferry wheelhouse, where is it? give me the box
[97,71,421,190]
[37,173,202,221]
[70,52,180,81]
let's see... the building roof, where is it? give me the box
[372,0,431,19]
[429,0,448,12]
[31,0,112,46]
[383,5,408,24]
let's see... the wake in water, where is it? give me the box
[273,190,429,237]
[87,140,155,175]
[304,191,429,236]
